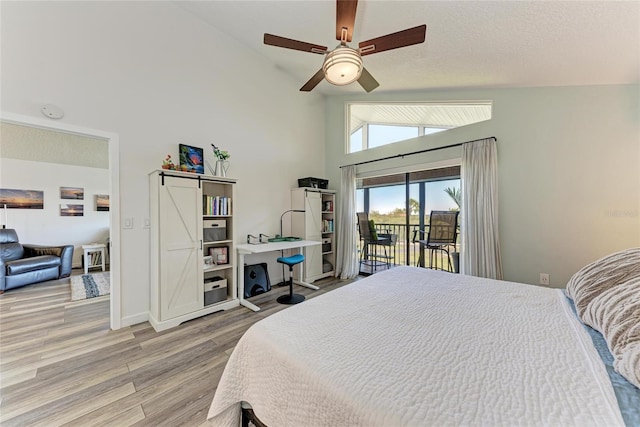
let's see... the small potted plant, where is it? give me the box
[162,154,176,170]
[211,144,230,177]
[211,144,230,161]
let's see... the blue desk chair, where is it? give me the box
[276,254,305,304]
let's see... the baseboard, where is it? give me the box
[120,312,148,327]
[148,299,239,332]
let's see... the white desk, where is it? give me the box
[237,240,321,312]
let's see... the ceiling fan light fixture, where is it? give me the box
[322,46,363,86]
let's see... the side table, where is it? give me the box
[82,243,106,274]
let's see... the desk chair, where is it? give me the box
[412,210,459,271]
[276,254,305,304]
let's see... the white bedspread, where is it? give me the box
[208,267,624,426]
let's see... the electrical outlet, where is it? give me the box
[539,273,550,286]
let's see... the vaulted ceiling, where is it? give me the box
[176,1,640,95]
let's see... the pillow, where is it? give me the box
[565,247,640,319]
[582,277,640,389]
[26,246,62,257]
[368,220,378,240]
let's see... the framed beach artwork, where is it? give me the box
[0,188,44,209]
[179,144,204,174]
[95,194,110,211]
[60,186,84,200]
[60,204,84,217]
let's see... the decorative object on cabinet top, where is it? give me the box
[211,144,230,161]
[162,154,176,170]
[211,144,230,178]
[298,177,328,189]
[179,144,204,174]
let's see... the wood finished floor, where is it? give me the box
[0,271,355,426]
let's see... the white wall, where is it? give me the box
[0,159,109,267]
[325,84,640,287]
[1,1,326,324]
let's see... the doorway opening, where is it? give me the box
[0,113,121,329]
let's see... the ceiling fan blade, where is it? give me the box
[336,0,358,42]
[359,24,426,56]
[357,67,379,93]
[300,69,325,92]
[264,34,327,54]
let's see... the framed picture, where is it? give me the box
[95,194,110,211]
[209,246,229,265]
[179,144,204,174]
[0,188,44,209]
[60,186,84,200]
[60,204,84,216]
[203,255,214,268]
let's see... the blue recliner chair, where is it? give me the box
[0,229,74,293]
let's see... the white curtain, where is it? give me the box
[335,165,359,279]
[460,138,503,280]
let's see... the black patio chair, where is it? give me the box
[356,212,397,273]
[412,210,459,271]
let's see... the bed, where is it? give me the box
[208,249,640,426]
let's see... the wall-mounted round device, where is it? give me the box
[41,104,64,119]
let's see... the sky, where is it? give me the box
[351,123,460,214]
[357,178,460,214]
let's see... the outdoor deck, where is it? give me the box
[358,222,459,275]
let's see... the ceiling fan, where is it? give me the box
[263,0,426,93]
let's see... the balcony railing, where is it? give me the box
[358,222,459,272]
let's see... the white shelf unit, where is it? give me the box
[149,170,238,332]
[291,187,336,283]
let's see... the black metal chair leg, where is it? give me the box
[276,264,305,304]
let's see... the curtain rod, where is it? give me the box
[339,136,496,168]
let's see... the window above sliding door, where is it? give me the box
[348,102,492,154]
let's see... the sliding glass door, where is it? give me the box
[356,167,460,269]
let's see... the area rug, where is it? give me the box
[70,271,110,301]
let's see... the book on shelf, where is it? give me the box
[203,195,232,216]
[322,219,334,232]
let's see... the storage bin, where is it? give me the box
[204,276,227,305]
[322,238,332,253]
[203,219,227,241]
[323,260,333,273]
[298,177,328,189]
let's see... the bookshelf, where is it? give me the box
[201,179,234,309]
[320,191,335,279]
[291,188,336,282]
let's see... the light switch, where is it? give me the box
[123,217,133,229]
[144,218,150,228]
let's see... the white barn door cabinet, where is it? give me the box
[291,188,336,283]
[149,170,238,331]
